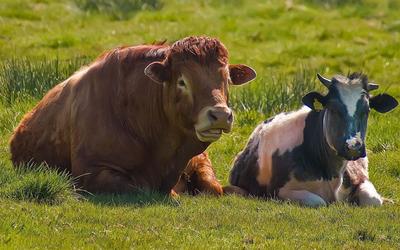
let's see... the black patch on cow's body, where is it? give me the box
[342,170,352,189]
[229,127,267,197]
[267,150,293,197]
[292,110,345,181]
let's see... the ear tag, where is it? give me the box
[313,99,323,111]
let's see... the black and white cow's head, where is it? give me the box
[302,72,398,161]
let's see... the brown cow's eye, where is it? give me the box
[178,79,186,87]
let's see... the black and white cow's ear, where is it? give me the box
[144,62,170,84]
[229,64,257,85]
[302,92,326,111]
[370,93,398,113]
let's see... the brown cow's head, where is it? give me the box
[144,36,256,142]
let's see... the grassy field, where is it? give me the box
[1,0,400,248]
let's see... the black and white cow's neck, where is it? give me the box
[293,108,347,181]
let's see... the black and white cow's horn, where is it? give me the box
[367,82,379,91]
[317,73,332,88]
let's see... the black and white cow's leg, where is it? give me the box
[354,180,383,206]
[278,188,327,207]
[341,158,383,206]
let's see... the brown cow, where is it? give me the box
[10,36,256,195]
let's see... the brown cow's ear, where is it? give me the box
[144,62,170,84]
[229,64,257,85]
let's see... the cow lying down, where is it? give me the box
[10,36,256,195]
[225,73,398,207]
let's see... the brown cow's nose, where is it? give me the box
[207,107,233,131]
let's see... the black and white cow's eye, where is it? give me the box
[178,79,186,88]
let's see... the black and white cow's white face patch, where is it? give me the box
[303,73,398,161]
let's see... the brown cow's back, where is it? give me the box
[10,45,169,173]
[10,78,75,171]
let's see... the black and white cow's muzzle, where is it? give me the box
[343,134,366,160]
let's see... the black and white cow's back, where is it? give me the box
[230,108,309,195]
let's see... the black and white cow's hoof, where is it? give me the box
[382,197,395,204]
[356,181,383,206]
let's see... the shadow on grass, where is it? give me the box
[83,190,181,207]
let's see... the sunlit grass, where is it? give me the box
[0,0,399,248]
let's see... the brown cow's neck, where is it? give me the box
[83,45,211,191]
[103,47,204,179]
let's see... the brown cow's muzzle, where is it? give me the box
[195,106,233,142]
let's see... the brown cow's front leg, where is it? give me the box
[76,168,138,194]
[72,159,140,193]
[173,152,223,196]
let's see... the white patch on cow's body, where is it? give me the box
[278,188,327,207]
[336,82,364,117]
[347,156,369,178]
[356,180,383,206]
[279,162,346,205]
[256,107,310,186]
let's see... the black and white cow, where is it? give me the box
[225,73,398,207]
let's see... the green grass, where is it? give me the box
[0,0,400,248]
[0,163,76,204]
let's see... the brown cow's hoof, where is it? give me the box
[170,189,180,199]
[201,181,223,196]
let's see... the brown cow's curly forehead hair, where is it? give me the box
[166,36,229,65]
